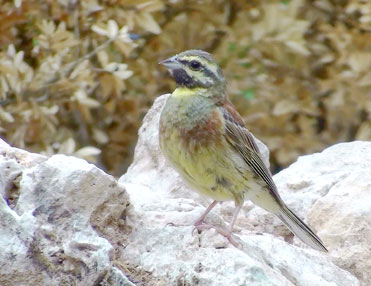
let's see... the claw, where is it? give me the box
[193,223,240,248]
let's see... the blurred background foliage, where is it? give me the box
[0,0,370,176]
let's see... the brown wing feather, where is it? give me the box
[221,102,328,251]
[222,101,260,153]
[221,101,282,202]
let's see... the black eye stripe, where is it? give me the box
[178,59,203,70]
[174,57,221,87]
[203,67,217,80]
[178,59,188,65]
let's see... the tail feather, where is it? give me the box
[277,205,327,252]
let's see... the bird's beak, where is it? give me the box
[159,56,182,70]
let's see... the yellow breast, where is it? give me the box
[159,88,247,203]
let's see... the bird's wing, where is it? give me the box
[221,101,282,202]
[221,101,327,252]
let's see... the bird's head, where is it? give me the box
[160,50,226,91]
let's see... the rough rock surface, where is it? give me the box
[119,94,363,286]
[244,141,371,286]
[0,139,134,286]
[1,93,369,286]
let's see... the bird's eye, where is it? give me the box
[189,60,201,70]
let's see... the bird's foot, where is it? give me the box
[193,223,240,248]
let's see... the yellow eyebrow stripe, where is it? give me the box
[180,55,204,62]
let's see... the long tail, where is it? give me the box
[277,205,327,252]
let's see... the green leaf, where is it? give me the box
[239,62,252,69]
[228,42,237,52]
[240,89,255,101]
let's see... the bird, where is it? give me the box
[158,49,327,252]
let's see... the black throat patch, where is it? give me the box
[172,69,197,88]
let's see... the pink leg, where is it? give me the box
[228,203,242,232]
[194,202,243,248]
[194,200,218,226]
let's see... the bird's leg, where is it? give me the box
[194,202,242,247]
[194,200,218,226]
[228,203,242,233]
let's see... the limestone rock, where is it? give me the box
[245,141,371,286]
[0,139,133,286]
[119,94,361,286]
[1,92,368,286]
[282,142,371,285]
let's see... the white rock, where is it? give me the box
[279,141,371,286]
[0,139,133,286]
[246,141,371,286]
[1,91,367,285]
[119,94,360,286]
